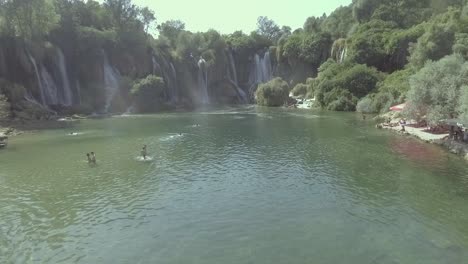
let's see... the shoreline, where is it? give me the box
[378,123,468,161]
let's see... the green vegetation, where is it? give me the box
[0,0,467,120]
[255,78,290,107]
[131,75,166,113]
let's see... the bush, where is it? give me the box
[356,96,376,113]
[255,77,290,106]
[327,91,358,111]
[405,54,468,124]
[131,75,166,112]
[291,83,308,97]
[371,92,395,113]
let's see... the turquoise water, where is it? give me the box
[1,106,468,264]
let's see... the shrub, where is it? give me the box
[131,75,166,112]
[291,83,308,97]
[356,96,376,113]
[255,77,290,107]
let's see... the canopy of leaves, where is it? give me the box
[255,77,290,106]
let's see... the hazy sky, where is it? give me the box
[132,0,353,34]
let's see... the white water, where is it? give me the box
[102,51,120,112]
[40,66,59,105]
[27,53,46,105]
[248,51,273,95]
[152,55,178,103]
[226,50,247,103]
[55,48,73,106]
[197,58,209,104]
[339,47,347,63]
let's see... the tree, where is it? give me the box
[139,7,156,35]
[256,16,281,43]
[131,75,166,112]
[255,77,290,106]
[4,0,60,40]
[104,0,139,30]
[157,20,185,47]
[405,54,468,124]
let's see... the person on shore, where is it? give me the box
[90,152,97,164]
[141,145,147,160]
[400,119,406,132]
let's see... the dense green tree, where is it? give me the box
[139,7,156,35]
[131,75,166,112]
[256,16,281,43]
[3,0,60,40]
[405,54,468,124]
[256,77,290,106]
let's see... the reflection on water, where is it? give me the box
[1,107,468,263]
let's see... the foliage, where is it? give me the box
[3,0,60,40]
[291,83,308,97]
[256,16,282,44]
[356,96,375,113]
[131,75,165,112]
[405,54,468,124]
[313,60,382,110]
[255,77,290,106]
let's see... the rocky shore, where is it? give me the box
[377,120,468,161]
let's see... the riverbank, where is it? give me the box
[378,121,468,161]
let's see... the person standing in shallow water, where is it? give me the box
[90,152,97,164]
[86,153,92,164]
[141,145,147,160]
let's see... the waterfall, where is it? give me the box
[226,50,247,103]
[197,57,209,104]
[248,51,273,95]
[54,48,73,106]
[27,52,46,105]
[339,47,347,63]
[169,62,178,102]
[102,51,120,112]
[227,50,238,85]
[331,39,347,63]
[40,66,59,105]
[153,55,178,103]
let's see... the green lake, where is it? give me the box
[1,106,468,264]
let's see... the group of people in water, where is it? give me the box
[86,152,97,164]
[81,125,201,164]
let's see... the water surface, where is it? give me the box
[1,106,468,264]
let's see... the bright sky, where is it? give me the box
[132,0,353,34]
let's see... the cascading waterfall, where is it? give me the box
[226,50,247,103]
[339,47,347,63]
[54,48,73,106]
[152,55,178,103]
[248,51,273,96]
[331,39,347,63]
[169,62,178,102]
[102,51,120,112]
[27,52,46,105]
[197,57,209,104]
[40,66,59,105]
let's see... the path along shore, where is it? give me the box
[379,123,468,161]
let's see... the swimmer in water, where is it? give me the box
[90,152,96,164]
[86,153,92,163]
[141,145,147,160]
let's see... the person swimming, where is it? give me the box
[141,145,147,160]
